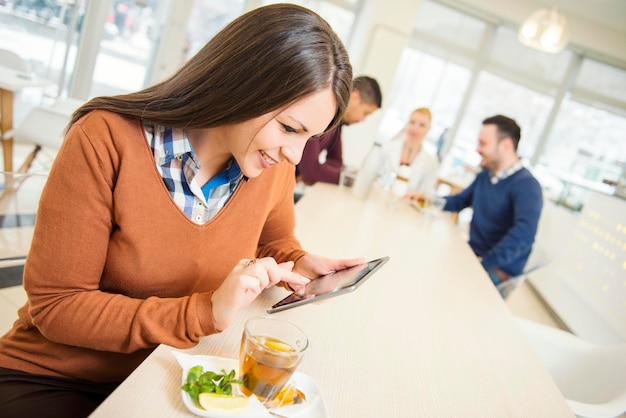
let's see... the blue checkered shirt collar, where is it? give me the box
[143,120,243,224]
[490,159,524,185]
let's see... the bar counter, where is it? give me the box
[90,183,573,417]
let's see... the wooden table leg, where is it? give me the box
[1,88,15,173]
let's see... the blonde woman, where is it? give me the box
[381,107,440,193]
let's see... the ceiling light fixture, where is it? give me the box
[518,7,569,53]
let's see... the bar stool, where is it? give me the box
[1,98,82,174]
[0,48,29,73]
[497,241,553,299]
[515,317,626,418]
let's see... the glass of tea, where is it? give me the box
[239,316,308,406]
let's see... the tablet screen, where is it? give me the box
[267,257,389,313]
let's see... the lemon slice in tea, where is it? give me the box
[197,393,249,412]
[263,339,295,352]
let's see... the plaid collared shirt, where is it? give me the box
[143,120,243,224]
[490,159,524,185]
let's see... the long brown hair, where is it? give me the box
[70,4,352,133]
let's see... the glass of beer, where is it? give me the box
[239,316,308,405]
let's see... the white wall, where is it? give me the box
[529,193,626,344]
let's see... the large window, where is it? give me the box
[574,58,626,110]
[412,0,486,61]
[91,0,173,97]
[453,72,554,168]
[258,0,360,45]
[376,0,481,163]
[540,98,626,186]
[0,0,87,116]
[0,0,253,101]
[184,0,247,60]
[377,48,471,153]
[486,25,573,96]
[536,58,626,206]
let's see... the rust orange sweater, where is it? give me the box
[0,110,306,382]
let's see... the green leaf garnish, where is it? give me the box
[181,366,243,399]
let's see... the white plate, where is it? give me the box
[172,351,328,418]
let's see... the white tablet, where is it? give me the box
[267,257,389,313]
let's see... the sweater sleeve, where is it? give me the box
[480,175,543,275]
[443,176,477,212]
[24,115,217,354]
[296,128,342,184]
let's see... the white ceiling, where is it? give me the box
[546,0,626,32]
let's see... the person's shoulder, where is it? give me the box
[69,110,145,154]
[514,167,542,188]
[321,125,342,140]
[73,110,140,134]
[475,169,490,181]
[510,168,543,204]
[76,109,136,123]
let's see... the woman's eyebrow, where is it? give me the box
[286,116,309,133]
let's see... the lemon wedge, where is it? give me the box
[263,339,295,352]
[197,393,249,412]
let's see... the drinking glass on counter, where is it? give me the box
[411,192,446,217]
[339,165,358,189]
[239,316,308,406]
[425,195,446,217]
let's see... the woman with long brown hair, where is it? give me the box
[0,4,359,417]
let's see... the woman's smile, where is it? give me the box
[259,150,279,168]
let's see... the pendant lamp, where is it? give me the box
[518,7,569,53]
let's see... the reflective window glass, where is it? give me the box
[90,0,171,97]
[377,47,471,156]
[573,58,626,113]
[445,72,554,170]
[413,0,486,56]
[0,1,88,121]
[260,0,357,44]
[487,26,573,96]
[539,99,626,185]
[184,0,246,59]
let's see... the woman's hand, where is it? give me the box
[211,257,310,331]
[293,253,366,280]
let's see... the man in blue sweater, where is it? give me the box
[410,115,543,287]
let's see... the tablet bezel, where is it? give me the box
[267,256,389,313]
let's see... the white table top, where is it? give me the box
[0,65,54,92]
[90,183,573,418]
